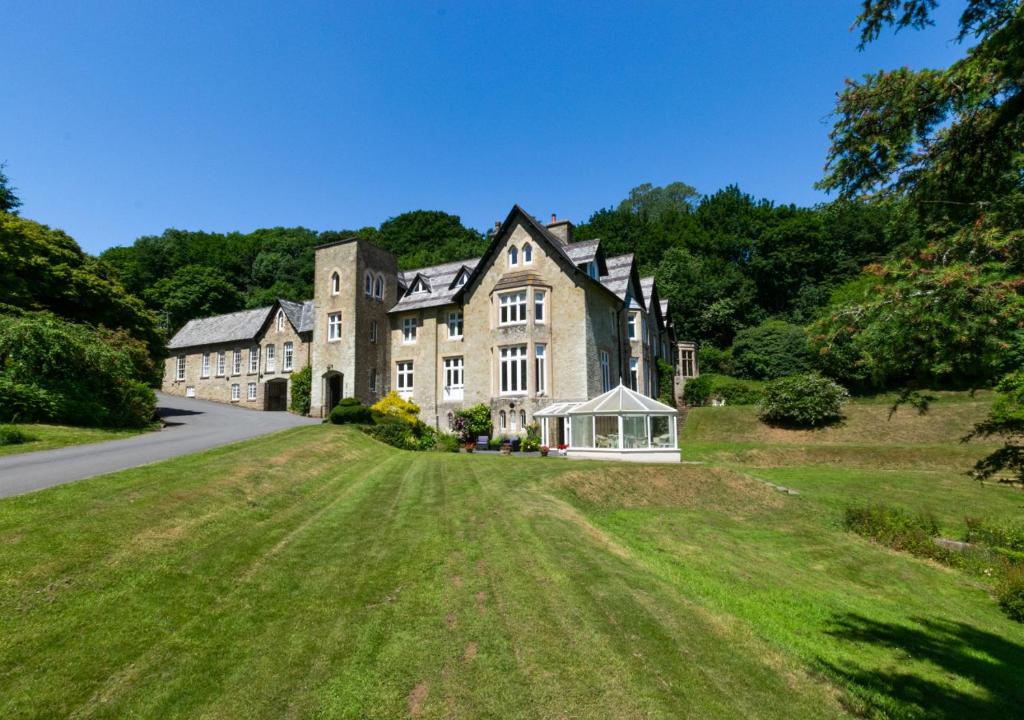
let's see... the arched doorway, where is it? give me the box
[323,371,343,413]
[264,378,288,411]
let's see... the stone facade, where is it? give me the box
[164,205,684,430]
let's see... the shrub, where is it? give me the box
[698,345,734,376]
[288,365,312,415]
[434,432,461,453]
[964,517,1024,553]
[683,374,764,406]
[488,436,503,450]
[370,392,420,425]
[844,504,941,556]
[998,566,1024,623]
[0,312,156,427]
[0,425,37,446]
[732,320,813,380]
[362,422,415,450]
[759,372,847,427]
[656,358,676,406]
[454,404,492,442]
[330,398,372,425]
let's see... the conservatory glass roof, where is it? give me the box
[566,383,678,415]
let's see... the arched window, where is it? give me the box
[523,243,533,264]
[447,411,454,429]
[331,271,340,296]
[364,271,373,297]
[508,246,518,266]
[499,410,507,431]
[276,309,285,332]
[374,275,384,299]
[520,410,527,429]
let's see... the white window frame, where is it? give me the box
[328,312,342,342]
[249,346,259,373]
[629,357,639,390]
[231,383,240,402]
[510,409,518,433]
[232,349,241,375]
[402,316,417,344]
[265,344,276,373]
[247,382,257,401]
[396,360,414,398]
[277,309,286,332]
[535,344,546,395]
[600,350,611,392]
[500,345,528,395]
[283,341,294,372]
[175,355,186,381]
[534,290,545,323]
[627,313,637,340]
[447,311,463,339]
[519,409,527,430]
[201,352,210,378]
[215,351,225,377]
[443,356,464,401]
[499,410,507,431]
[498,291,527,326]
[331,271,340,296]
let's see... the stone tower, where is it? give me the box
[310,238,398,417]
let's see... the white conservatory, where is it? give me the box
[535,383,680,463]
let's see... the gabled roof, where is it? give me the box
[391,258,482,313]
[167,298,312,350]
[567,383,678,415]
[660,299,669,317]
[168,306,274,350]
[600,253,645,310]
[564,239,600,264]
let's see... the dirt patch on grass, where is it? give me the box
[463,641,477,661]
[553,465,784,513]
[407,681,428,717]
[475,591,487,614]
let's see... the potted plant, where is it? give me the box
[452,416,475,452]
[500,437,512,455]
[540,445,549,457]
[557,443,568,456]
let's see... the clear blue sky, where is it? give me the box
[2,1,965,255]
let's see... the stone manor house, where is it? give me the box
[164,206,698,440]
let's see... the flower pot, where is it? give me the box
[540,446,549,457]
[464,441,475,452]
[500,443,512,456]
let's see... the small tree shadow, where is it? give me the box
[819,613,1024,719]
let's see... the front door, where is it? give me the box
[325,372,343,412]
[265,379,287,411]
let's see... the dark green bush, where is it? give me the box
[844,504,941,557]
[0,425,37,446]
[964,517,1024,553]
[683,374,764,406]
[697,345,734,376]
[434,432,461,453]
[759,372,847,427]
[0,312,156,427]
[454,403,492,442]
[998,566,1024,622]
[330,398,372,425]
[732,320,813,380]
[362,422,415,449]
[361,418,444,451]
[288,365,312,415]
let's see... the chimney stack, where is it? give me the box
[546,212,573,245]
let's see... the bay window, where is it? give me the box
[534,290,545,323]
[629,358,639,390]
[535,344,546,395]
[499,291,527,325]
[500,345,528,395]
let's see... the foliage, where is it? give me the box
[454,403,492,441]
[288,365,312,415]
[759,373,848,427]
[521,423,541,452]
[965,372,1024,485]
[0,425,36,446]
[656,358,676,406]
[0,162,21,213]
[844,504,941,553]
[434,432,461,453]
[0,312,156,427]
[964,516,1024,553]
[731,320,812,380]
[370,392,421,425]
[330,398,372,425]
[361,416,441,451]
[697,345,734,375]
[143,265,244,333]
[683,374,764,406]
[361,422,415,449]
[999,566,1024,623]
[362,210,488,271]
[0,213,164,358]
[488,436,503,450]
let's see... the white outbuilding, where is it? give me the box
[536,383,680,462]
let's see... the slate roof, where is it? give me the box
[660,299,669,317]
[564,239,600,265]
[167,299,313,350]
[391,258,481,312]
[600,253,635,302]
[640,277,656,309]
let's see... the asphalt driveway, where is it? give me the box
[0,392,320,499]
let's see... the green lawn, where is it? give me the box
[0,424,148,457]
[1,395,1022,719]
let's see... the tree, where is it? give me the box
[732,320,813,380]
[143,265,244,333]
[372,211,487,270]
[0,213,163,358]
[0,162,21,214]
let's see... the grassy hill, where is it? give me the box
[1,396,1022,718]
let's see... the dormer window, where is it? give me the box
[331,271,340,296]
[523,243,533,264]
[508,246,518,267]
[276,309,285,332]
[410,277,428,294]
[374,275,384,300]
[454,269,468,288]
[364,271,373,297]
